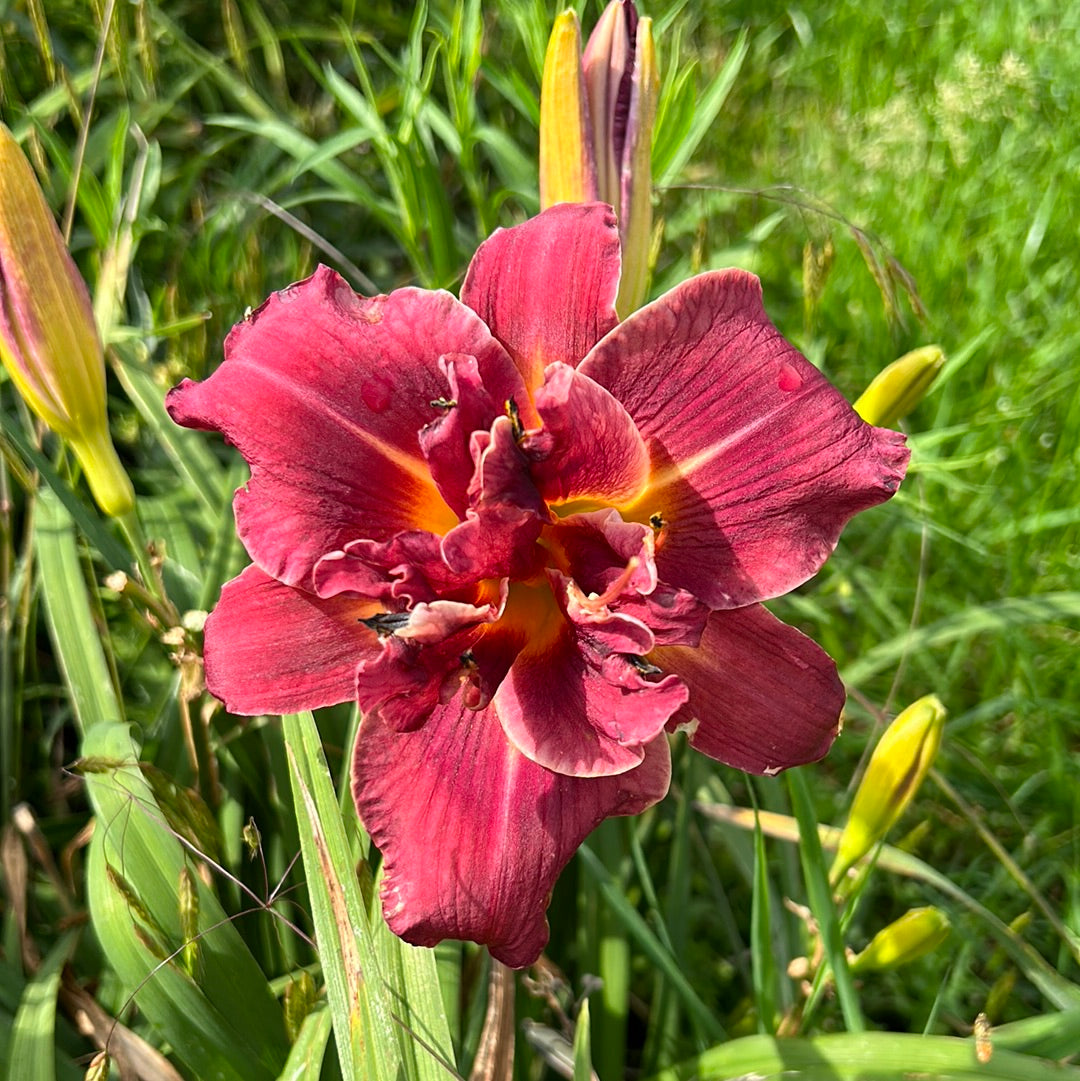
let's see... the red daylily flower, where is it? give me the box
[166,204,909,967]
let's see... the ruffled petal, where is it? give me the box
[313,532,452,603]
[654,604,844,774]
[203,564,379,714]
[166,267,520,590]
[605,580,710,647]
[440,415,549,581]
[461,203,621,393]
[489,573,687,777]
[550,511,710,647]
[355,599,500,731]
[579,270,910,608]
[526,363,649,506]
[352,699,671,967]
[419,353,510,517]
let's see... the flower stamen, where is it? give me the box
[583,555,640,612]
[359,611,411,637]
[626,654,662,676]
[505,397,525,441]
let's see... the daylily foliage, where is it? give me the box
[167,204,908,967]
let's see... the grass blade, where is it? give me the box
[83,722,290,1081]
[382,930,458,1081]
[35,491,289,1080]
[7,932,79,1081]
[573,996,593,1081]
[578,843,725,1045]
[275,1005,333,1081]
[841,594,1080,688]
[110,343,225,525]
[787,768,864,1033]
[282,710,403,1081]
[657,28,749,186]
[642,1030,1080,1081]
[750,795,778,1034]
[33,489,124,731]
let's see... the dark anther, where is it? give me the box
[649,512,666,530]
[359,612,411,636]
[460,649,477,668]
[430,397,457,409]
[505,397,524,441]
[626,654,663,676]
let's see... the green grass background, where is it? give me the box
[1,1,1078,1078]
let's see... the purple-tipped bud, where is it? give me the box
[582,0,640,213]
[0,122,133,516]
[583,1,657,317]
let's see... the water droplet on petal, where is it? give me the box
[362,377,392,412]
[778,363,803,392]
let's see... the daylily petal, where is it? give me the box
[166,267,521,590]
[607,580,710,647]
[419,353,508,517]
[441,415,549,581]
[203,564,379,714]
[313,532,452,603]
[549,511,710,646]
[580,269,910,608]
[460,203,621,393]
[527,362,650,507]
[550,509,657,596]
[355,599,499,731]
[654,604,844,774]
[491,572,687,777]
[352,697,671,967]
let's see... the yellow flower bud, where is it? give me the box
[830,694,946,885]
[85,1051,112,1081]
[849,906,951,973]
[0,122,133,516]
[853,345,945,428]
[539,11,596,209]
[539,2,658,317]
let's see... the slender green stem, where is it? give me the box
[591,817,630,1081]
[787,769,865,1033]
